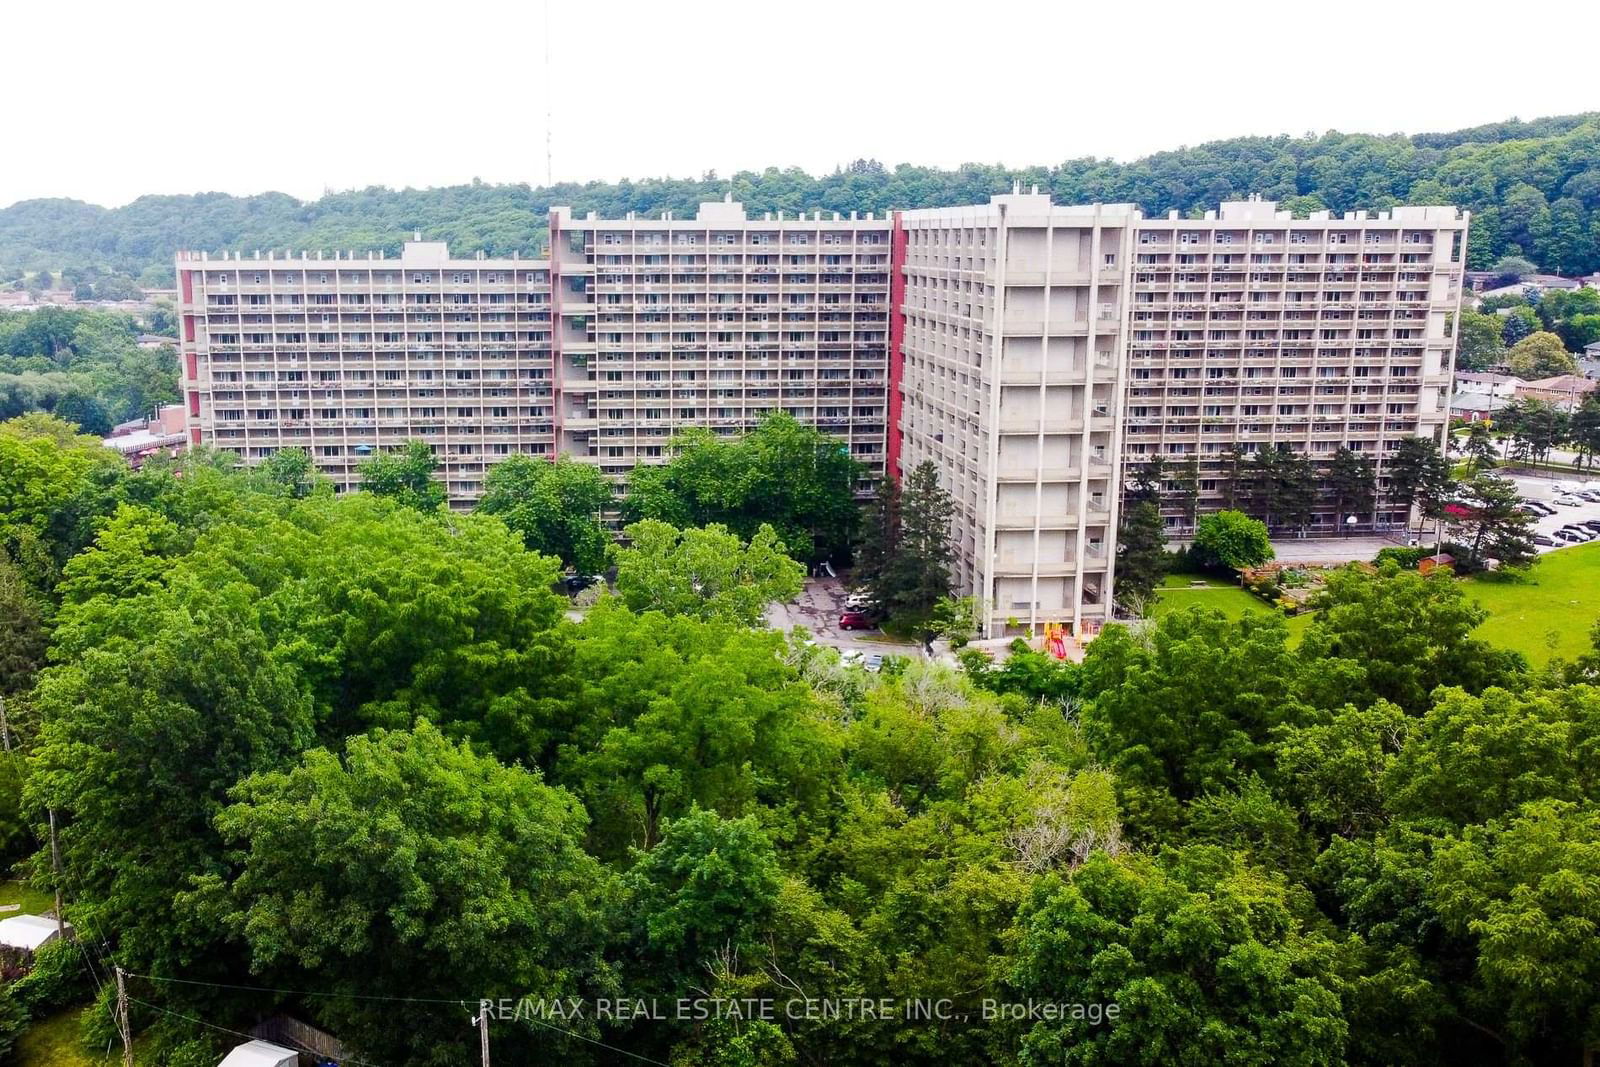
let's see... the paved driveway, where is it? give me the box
[766,578,922,655]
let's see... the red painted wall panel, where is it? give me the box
[886,211,908,480]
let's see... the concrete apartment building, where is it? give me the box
[173,243,555,496]
[1126,199,1468,532]
[895,192,1136,636]
[547,198,892,486]
[175,193,1467,638]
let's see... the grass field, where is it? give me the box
[1462,541,1600,664]
[1151,574,1314,641]
[0,879,56,916]
[12,1008,104,1067]
[1154,545,1600,666]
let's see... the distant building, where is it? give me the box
[1515,374,1597,412]
[136,334,178,348]
[1452,371,1521,420]
[102,403,188,468]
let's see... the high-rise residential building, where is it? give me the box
[894,192,1138,638]
[547,199,893,487]
[1125,199,1469,533]
[174,241,555,497]
[175,192,1467,639]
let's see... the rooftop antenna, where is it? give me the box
[544,0,553,187]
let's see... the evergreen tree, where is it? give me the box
[878,460,954,619]
[1275,446,1317,534]
[852,475,901,599]
[1127,457,1164,507]
[1174,454,1201,529]
[1386,436,1451,535]
[1463,421,1499,471]
[1326,447,1377,534]
[1115,499,1167,609]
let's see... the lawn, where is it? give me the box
[1462,541,1600,664]
[1152,574,1314,642]
[0,879,56,916]
[13,1008,105,1067]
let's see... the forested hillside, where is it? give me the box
[5,113,1600,283]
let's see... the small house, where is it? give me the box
[0,914,72,955]
[217,1039,300,1067]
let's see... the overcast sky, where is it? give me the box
[7,0,1594,209]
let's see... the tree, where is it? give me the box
[1275,446,1317,533]
[929,594,981,647]
[624,808,782,984]
[1428,800,1600,1063]
[1501,306,1539,347]
[1326,447,1377,532]
[1386,436,1451,537]
[1190,510,1272,573]
[1571,392,1600,471]
[1125,457,1164,507]
[1505,330,1578,379]
[1453,308,1506,372]
[0,558,48,698]
[851,474,901,599]
[477,454,611,573]
[1007,849,1348,1067]
[1489,255,1536,286]
[1462,421,1499,471]
[256,447,318,498]
[208,721,613,1066]
[614,519,804,627]
[1450,473,1538,570]
[51,389,110,436]
[26,582,316,979]
[875,460,955,620]
[620,414,864,565]
[356,439,445,511]
[1114,499,1166,607]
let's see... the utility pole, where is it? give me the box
[0,694,11,752]
[47,808,64,940]
[115,966,133,1067]
[476,1007,491,1067]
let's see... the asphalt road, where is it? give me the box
[765,578,922,655]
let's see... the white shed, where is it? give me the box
[216,1039,299,1067]
[0,914,72,952]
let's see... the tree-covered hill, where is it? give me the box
[6,112,1600,282]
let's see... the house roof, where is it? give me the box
[0,914,71,951]
[1455,372,1522,385]
[217,1040,299,1067]
[1523,375,1597,393]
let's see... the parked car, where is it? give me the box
[843,591,874,610]
[1554,529,1586,544]
[1579,519,1600,533]
[1532,534,1557,546]
[1578,490,1600,503]
[562,574,604,593]
[839,609,877,630]
[1561,526,1597,541]
[1555,496,1585,507]
[1520,499,1556,515]
[862,653,884,673]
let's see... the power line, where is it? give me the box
[125,996,390,1067]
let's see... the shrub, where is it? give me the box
[1191,511,1274,573]
[11,940,90,1016]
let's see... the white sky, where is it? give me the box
[7,0,1595,209]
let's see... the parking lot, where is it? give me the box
[1508,474,1600,552]
[765,577,923,657]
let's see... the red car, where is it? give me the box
[839,610,876,630]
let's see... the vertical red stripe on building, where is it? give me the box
[190,427,202,446]
[549,210,562,455]
[180,270,193,304]
[187,391,200,417]
[183,314,195,343]
[185,353,197,381]
[886,211,908,480]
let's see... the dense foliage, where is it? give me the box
[2,412,1598,1066]
[0,307,179,431]
[10,114,1600,279]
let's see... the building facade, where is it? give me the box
[547,199,893,486]
[895,192,1135,637]
[1125,199,1468,532]
[174,242,555,497]
[176,194,1467,638]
